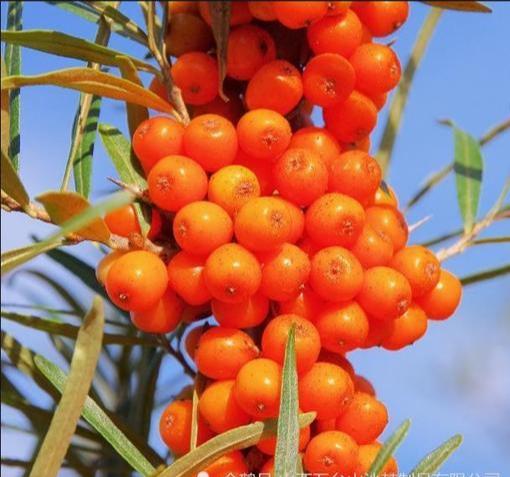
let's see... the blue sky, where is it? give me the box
[1,2,510,476]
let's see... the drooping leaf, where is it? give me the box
[209,1,231,101]
[409,434,463,475]
[1,67,174,113]
[1,149,29,210]
[28,297,104,477]
[274,325,299,477]
[421,1,491,13]
[460,264,510,286]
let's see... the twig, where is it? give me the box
[155,334,195,377]
[408,215,432,233]
[107,177,149,202]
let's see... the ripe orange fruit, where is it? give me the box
[212,292,269,328]
[362,315,395,348]
[165,12,213,57]
[318,350,355,379]
[234,150,275,196]
[326,1,352,17]
[354,375,376,396]
[365,205,408,251]
[278,198,306,244]
[191,91,244,124]
[104,204,141,237]
[352,1,409,37]
[381,303,428,350]
[273,1,328,29]
[289,126,342,170]
[277,285,325,322]
[199,1,253,26]
[370,185,399,208]
[351,223,394,268]
[248,1,276,21]
[354,442,399,476]
[96,250,124,286]
[200,451,249,477]
[416,269,462,320]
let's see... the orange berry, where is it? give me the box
[199,380,251,433]
[173,201,233,256]
[310,246,364,302]
[326,1,352,16]
[370,184,399,208]
[165,12,213,57]
[132,116,184,173]
[357,266,412,321]
[307,9,363,57]
[354,375,376,396]
[319,350,355,379]
[168,1,198,15]
[340,136,371,152]
[246,60,303,116]
[258,424,311,455]
[303,53,355,108]
[201,451,249,477]
[354,442,399,476]
[105,251,167,312]
[171,52,218,105]
[323,90,378,143]
[235,197,293,252]
[234,150,275,196]
[227,24,276,80]
[390,245,440,298]
[273,148,328,207]
[368,91,389,111]
[305,193,365,248]
[199,1,252,26]
[289,126,342,170]
[351,223,394,268]
[191,91,244,124]
[167,251,212,306]
[204,243,262,303]
[237,109,292,161]
[96,250,124,286]
[208,165,261,217]
[184,325,204,359]
[181,303,211,323]
[278,286,326,322]
[212,292,269,328]
[315,301,369,353]
[262,314,321,374]
[259,243,311,301]
[315,418,337,433]
[147,155,208,212]
[130,288,184,334]
[195,327,259,380]
[248,1,276,21]
[183,113,238,172]
[351,1,409,37]
[381,303,428,350]
[328,150,382,204]
[104,204,141,237]
[416,269,462,320]
[277,198,305,244]
[273,1,328,29]
[365,205,408,251]
[362,316,395,348]
[234,358,282,419]
[299,362,354,420]
[148,208,164,241]
[304,431,359,476]
[335,392,388,444]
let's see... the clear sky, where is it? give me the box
[1,2,510,476]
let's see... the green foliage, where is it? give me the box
[410,434,463,475]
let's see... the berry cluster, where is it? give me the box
[96,2,463,476]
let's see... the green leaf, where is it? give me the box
[274,325,299,477]
[1,67,174,114]
[45,1,100,23]
[1,30,155,72]
[1,149,29,210]
[1,59,10,160]
[157,413,316,477]
[421,1,491,13]
[35,354,160,476]
[1,242,61,277]
[409,434,463,475]
[4,1,22,170]
[452,125,484,233]
[209,1,231,101]
[368,419,411,477]
[28,297,104,477]
[460,264,510,286]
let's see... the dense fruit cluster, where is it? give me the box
[96,2,463,475]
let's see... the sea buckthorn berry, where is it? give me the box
[352,1,409,37]
[234,197,293,252]
[199,1,252,26]
[323,90,378,143]
[248,1,276,21]
[362,316,395,348]
[147,155,208,212]
[261,314,321,374]
[315,301,369,353]
[184,325,204,360]
[328,150,382,204]
[273,148,328,207]
[315,418,337,433]
[335,392,388,444]
[365,206,408,251]
[277,198,306,244]
[132,116,185,172]
[237,109,292,161]
[351,223,394,268]
[416,269,462,320]
[198,380,251,433]
[208,165,261,217]
[204,243,262,303]
[390,245,440,298]
[227,24,276,81]
[183,114,238,172]
[130,288,184,334]
[181,303,211,323]
[246,60,303,116]
[368,91,388,111]
[96,250,124,286]
[381,303,428,350]
[278,286,326,322]
[289,126,342,170]
[173,201,233,256]
[304,431,359,477]
[234,358,282,419]
[310,246,364,302]
[234,150,275,196]
[307,9,363,58]
[357,266,412,321]
[303,53,355,108]
[340,135,371,153]
[273,1,328,29]
[195,327,259,380]
[354,442,399,477]
[201,451,249,477]
[212,292,269,328]
[326,1,352,16]
[171,52,218,105]
[299,362,354,420]
[305,193,365,248]
[165,12,213,57]
[105,251,167,312]
[258,424,311,455]
[354,375,376,396]
[259,243,311,301]
[318,350,355,379]
[191,91,244,124]
[168,1,198,15]
[159,399,212,455]
[167,252,212,305]
[350,43,402,96]
[104,204,140,238]
[370,184,399,208]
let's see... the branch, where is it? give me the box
[155,334,195,377]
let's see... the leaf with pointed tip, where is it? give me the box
[460,264,510,286]
[1,242,61,277]
[1,149,29,210]
[421,1,491,13]
[410,434,463,475]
